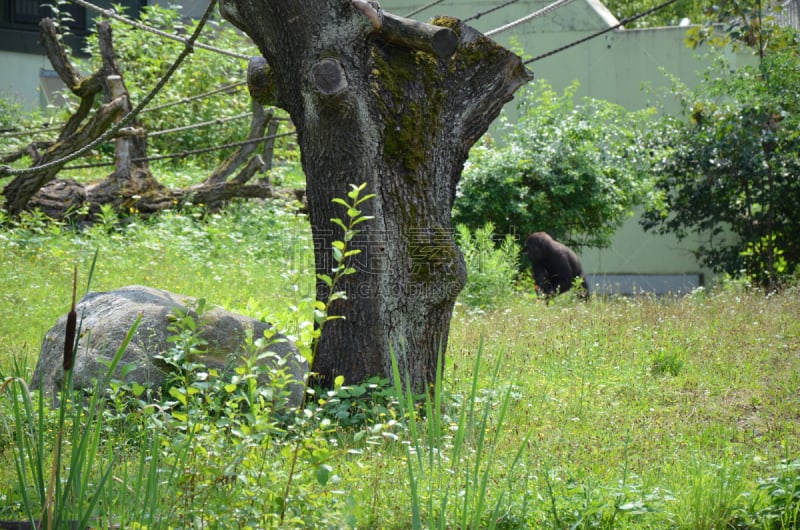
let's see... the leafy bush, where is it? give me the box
[456,222,520,307]
[453,80,655,250]
[642,47,800,288]
[757,460,800,529]
[0,94,24,132]
[308,376,398,429]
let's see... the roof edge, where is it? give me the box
[585,0,621,28]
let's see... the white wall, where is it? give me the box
[1,51,57,110]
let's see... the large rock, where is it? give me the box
[31,285,307,407]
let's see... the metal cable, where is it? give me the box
[464,0,522,23]
[0,0,219,178]
[60,130,297,170]
[0,125,60,138]
[148,112,252,137]
[147,112,290,136]
[71,0,253,60]
[485,0,575,36]
[523,0,681,64]
[143,81,247,113]
[405,0,446,18]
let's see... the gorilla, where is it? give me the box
[524,232,589,298]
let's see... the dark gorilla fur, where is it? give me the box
[525,232,589,298]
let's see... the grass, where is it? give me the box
[0,200,799,528]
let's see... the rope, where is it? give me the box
[0,82,250,142]
[1,113,254,159]
[464,0,522,23]
[59,130,297,170]
[0,125,60,138]
[138,131,296,163]
[405,0,446,18]
[523,0,682,64]
[149,112,252,136]
[142,112,290,136]
[0,0,219,178]
[71,0,252,60]
[143,81,247,113]
[485,0,576,36]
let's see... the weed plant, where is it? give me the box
[456,222,520,308]
[1,199,799,527]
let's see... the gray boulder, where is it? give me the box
[31,285,307,407]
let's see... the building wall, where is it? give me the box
[0,0,142,110]
[0,51,55,109]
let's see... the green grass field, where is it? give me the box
[1,200,798,528]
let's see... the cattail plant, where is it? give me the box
[63,266,78,373]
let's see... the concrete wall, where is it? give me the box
[1,52,60,110]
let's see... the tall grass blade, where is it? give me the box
[390,347,424,530]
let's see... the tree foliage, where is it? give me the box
[640,1,800,288]
[78,5,297,170]
[641,48,800,286]
[603,0,795,34]
[683,0,800,54]
[602,0,711,27]
[452,81,655,250]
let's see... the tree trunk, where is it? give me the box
[219,0,531,391]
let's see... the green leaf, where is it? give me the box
[169,386,187,405]
[351,215,375,226]
[330,218,348,231]
[120,362,138,378]
[313,300,327,310]
[355,193,376,205]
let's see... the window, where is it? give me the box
[1,0,87,33]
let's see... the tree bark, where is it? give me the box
[219,0,532,391]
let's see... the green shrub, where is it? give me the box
[456,222,519,307]
[649,346,685,377]
[642,49,800,289]
[758,460,800,529]
[453,80,655,249]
